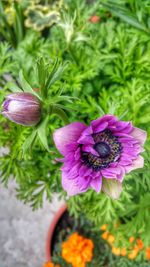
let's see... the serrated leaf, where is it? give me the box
[37,117,49,151]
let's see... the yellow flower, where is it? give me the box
[107,234,115,245]
[146,247,150,260]
[129,237,135,243]
[128,250,138,260]
[100,224,107,231]
[133,244,140,253]
[120,248,126,256]
[101,231,109,240]
[112,247,121,256]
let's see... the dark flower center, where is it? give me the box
[81,129,122,171]
[93,142,111,158]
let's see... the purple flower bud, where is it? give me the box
[2,93,41,126]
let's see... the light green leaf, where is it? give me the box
[101,1,148,32]
[22,130,37,154]
[37,58,47,94]
[19,70,42,100]
[45,60,68,91]
[5,82,23,92]
[37,117,49,151]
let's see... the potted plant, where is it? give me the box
[0,1,150,267]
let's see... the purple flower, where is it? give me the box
[53,115,147,199]
[2,93,41,126]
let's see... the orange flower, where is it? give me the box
[100,224,107,231]
[128,250,138,260]
[62,232,94,267]
[101,231,109,240]
[137,239,144,250]
[120,248,126,256]
[43,262,60,267]
[89,15,100,23]
[107,234,115,245]
[133,244,140,253]
[129,237,135,243]
[112,247,121,256]
[146,247,150,260]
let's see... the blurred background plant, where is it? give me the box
[0,0,150,265]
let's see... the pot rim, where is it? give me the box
[46,203,67,262]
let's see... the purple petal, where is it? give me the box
[92,121,108,133]
[53,122,86,155]
[2,99,10,112]
[109,121,133,134]
[2,111,40,126]
[77,135,94,145]
[91,115,117,130]
[77,175,91,191]
[74,147,81,160]
[62,171,86,196]
[101,166,122,178]
[79,165,92,177]
[82,144,99,156]
[101,166,125,182]
[117,166,125,181]
[130,127,147,145]
[102,178,122,199]
[6,93,39,103]
[125,155,144,173]
[77,126,94,145]
[90,176,102,192]
[64,163,81,179]
[122,145,143,156]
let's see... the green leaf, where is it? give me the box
[5,82,23,93]
[37,117,50,151]
[37,58,47,95]
[101,1,148,32]
[13,2,24,44]
[52,105,69,124]
[19,70,42,100]
[22,130,37,155]
[45,60,68,92]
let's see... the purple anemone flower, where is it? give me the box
[53,115,147,199]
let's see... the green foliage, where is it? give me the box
[0,1,25,48]
[100,0,150,34]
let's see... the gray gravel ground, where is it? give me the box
[0,180,63,267]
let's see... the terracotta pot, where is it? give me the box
[46,203,67,261]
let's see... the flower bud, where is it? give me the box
[2,93,41,126]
